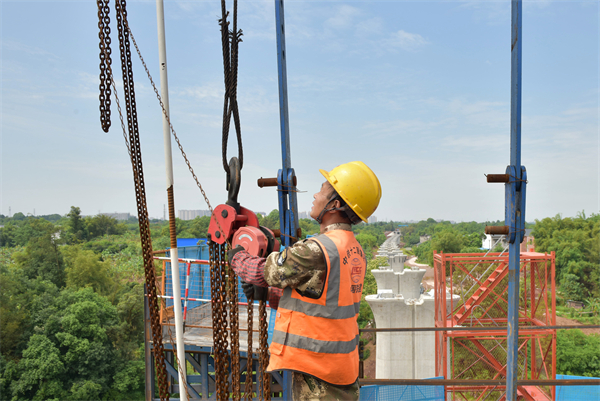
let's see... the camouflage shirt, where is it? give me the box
[264,223,352,298]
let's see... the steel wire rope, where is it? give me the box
[219,0,244,180]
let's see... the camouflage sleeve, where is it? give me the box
[264,239,327,298]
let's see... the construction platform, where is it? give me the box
[161,302,272,352]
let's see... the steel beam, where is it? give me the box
[274,0,299,251]
[507,1,524,399]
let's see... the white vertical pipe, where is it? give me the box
[156,1,187,400]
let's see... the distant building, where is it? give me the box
[299,211,308,219]
[256,212,267,218]
[482,234,508,250]
[178,210,210,221]
[101,212,131,221]
[368,216,377,224]
[521,229,535,252]
[419,235,431,244]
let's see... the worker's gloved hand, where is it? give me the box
[227,245,245,265]
[241,281,268,302]
[241,281,254,300]
[253,285,269,302]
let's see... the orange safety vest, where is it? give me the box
[267,230,367,385]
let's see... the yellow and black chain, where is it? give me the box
[97,0,111,132]
[228,260,241,400]
[244,295,254,400]
[110,0,170,399]
[259,300,271,400]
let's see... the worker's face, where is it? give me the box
[310,181,334,220]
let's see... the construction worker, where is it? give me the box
[228,161,381,401]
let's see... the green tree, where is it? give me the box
[298,218,319,238]
[414,240,432,265]
[0,218,57,248]
[85,214,126,239]
[11,287,120,400]
[0,223,17,247]
[559,273,584,302]
[14,234,65,288]
[258,209,280,230]
[533,213,600,299]
[189,215,211,238]
[12,212,26,221]
[9,334,67,400]
[356,233,378,252]
[64,248,115,296]
[66,206,85,243]
[432,229,464,254]
[0,265,30,358]
[556,329,600,376]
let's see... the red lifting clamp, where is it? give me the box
[208,157,280,257]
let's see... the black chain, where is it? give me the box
[219,0,244,181]
[112,0,169,399]
[97,0,112,132]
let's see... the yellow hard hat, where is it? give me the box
[319,161,381,223]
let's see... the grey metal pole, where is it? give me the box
[155,2,187,400]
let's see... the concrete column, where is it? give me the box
[398,269,426,300]
[372,269,399,294]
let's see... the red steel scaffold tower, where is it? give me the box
[434,251,556,401]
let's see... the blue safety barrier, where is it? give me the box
[556,375,600,401]
[359,377,444,401]
[165,239,250,310]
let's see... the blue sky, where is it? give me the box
[1,0,598,222]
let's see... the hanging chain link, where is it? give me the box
[228,260,241,400]
[97,0,112,132]
[210,240,231,400]
[219,244,232,399]
[259,300,271,400]
[111,0,170,399]
[244,295,254,400]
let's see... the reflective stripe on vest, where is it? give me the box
[272,331,360,354]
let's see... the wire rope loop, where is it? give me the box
[220,0,244,177]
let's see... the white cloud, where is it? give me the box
[355,17,384,37]
[325,5,361,30]
[387,30,429,51]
